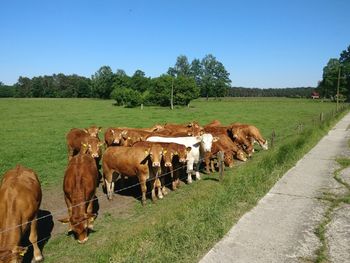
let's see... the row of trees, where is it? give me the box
[317,45,350,101]
[1,54,231,107]
[228,87,314,98]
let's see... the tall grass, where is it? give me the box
[0,98,347,262]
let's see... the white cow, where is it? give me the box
[147,134,217,183]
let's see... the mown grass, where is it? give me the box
[0,97,348,262]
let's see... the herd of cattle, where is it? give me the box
[0,120,268,262]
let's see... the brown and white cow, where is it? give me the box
[0,165,43,263]
[58,144,98,244]
[102,144,164,205]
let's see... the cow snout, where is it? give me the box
[91,153,99,158]
[78,237,88,244]
[164,162,172,167]
[152,162,160,167]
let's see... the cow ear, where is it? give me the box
[186,147,192,152]
[83,129,88,133]
[58,217,70,224]
[81,142,88,147]
[110,129,115,135]
[163,149,167,154]
[144,149,149,156]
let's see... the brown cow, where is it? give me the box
[230,123,268,151]
[204,125,254,157]
[66,129,103,161]
[0,165,43,262]
[205,142,234,174]
[132,141,190,195]
[205,119,222,127]
[104,128,153,147]
[58,144,98,244]
[83,126,102,138]
[102,144,164,205]
[163,121,204,136]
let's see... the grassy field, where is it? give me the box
[0,97,347,262]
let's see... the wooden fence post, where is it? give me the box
[141,103,143,110]
[320,112,324,122]
[271,129,276,148]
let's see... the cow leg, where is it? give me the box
[87,200,94,230]
[186,160,194,184]
[29,216,43,262]
[205,152,211,174]
[161,168,168,196]
[210,159,216,172]
[195,162,201,180]
[104,171,114,200]
[64,196,73,232]
[155,178,163,200]
[139,176,147,206]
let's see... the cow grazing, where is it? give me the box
[204,125,254,157]
[66,129,103,161]
[147,134,217,183]
[102,144,164,205]
[58,145,98,244]
[230,123,268,151]
[0,165,43,263]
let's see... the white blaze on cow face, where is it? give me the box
[200,133,215,152]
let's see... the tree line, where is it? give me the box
[228,87,314,98]
[2,49,331,106]
[0,54,232,107]
[317,45,350,101]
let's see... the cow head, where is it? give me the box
[173,146,191,163]
[58,212,96,244]
[235,149,247,162]
[199,134,219,153]
[162,148,172,167]
[0,246,27,263]
[224,152,234,168]
[81,137,103,158]
[108,129,124,145]
[187,121,204,136]
[145,144,163,167]
[84,126,101,138]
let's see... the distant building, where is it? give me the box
[311,91,320,99]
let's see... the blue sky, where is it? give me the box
[1,0,349,88]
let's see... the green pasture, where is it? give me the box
[0,98,347,262]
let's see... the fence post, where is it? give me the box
[141,103,143,110]
[218,151,224,182]
[320,112,324,122]
[271,129,276,148]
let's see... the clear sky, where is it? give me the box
[1,0,349,88]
